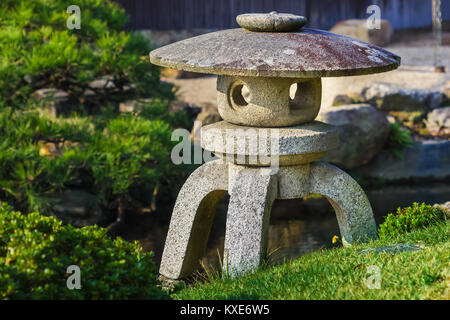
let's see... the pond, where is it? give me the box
[119,182,450,273]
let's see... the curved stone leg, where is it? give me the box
[309,162,377,245]
[223,167,278,277]
[159,160,228,279]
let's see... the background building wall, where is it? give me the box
[115,0,450,31]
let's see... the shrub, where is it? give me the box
[385,122,414,160]
[0,0,173,110]
[0,203,168,299]
[0,0,190,225]
[0,104,188,219]
[378,202,447,239]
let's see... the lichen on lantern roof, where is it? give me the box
[150,27,401,78]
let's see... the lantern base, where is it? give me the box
[159,159,377,280]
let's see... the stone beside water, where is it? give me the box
[318,104,391,169]
[426,107,450,138]
[359,244,424,255]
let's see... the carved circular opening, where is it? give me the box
[289,83,298,101]
[230,82,250,108]
[288,79,321,112]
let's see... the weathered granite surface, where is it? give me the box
[150,28,400,78]
[217,75,321,127]
[201,121,338,166]
[159,160,228,279]
[309,162,377,245]
[224,166,278,277]
[155,11,388,280]
[236,12,307,32]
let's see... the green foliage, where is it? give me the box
[378,202,447,239]
[385,122,414,160]
[0,0,173,109]
[0,103,187,215]
[0,1,192,219]
[0,203,168,299]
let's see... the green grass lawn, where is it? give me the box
[173,222,449,300]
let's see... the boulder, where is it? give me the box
[317,104,390,169]
[161,67,206,79]
[119,99,152,114]
[435,201,450,218]
[332,94,354,106]
[355,139,450,181]
[443,80,450,103]
[39,142,61,157]
[89,75,115,89]
[170,100,201,119]
[190,102,222,144]
[355,83,443,111]
[426,107,450,138]
[329,19,393,46]
[32,88,71,117]
[359,244,423,255]
[45,189,103,227]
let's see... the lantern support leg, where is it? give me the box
[159,160,228,280]
[223,167,278,277]
[309,162,377,245]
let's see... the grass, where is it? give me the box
[172,222,449,300]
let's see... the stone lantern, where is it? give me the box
[150,12,400,280]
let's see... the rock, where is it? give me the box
[355,139,450,181]
[161,68,206,79]
[443,80,450,103]
[317,104,390,169]
[46,190,103,227]
[330,19,393,46]
[435,201,450,218]
[170,100,201,120]
[357,83,443,111]
[425,107,450,138]
[157,275,185,291]
[39,142,61,157]
[89,75,115,89]
[321,67,448,110]
[332,94,354,106]
[119,99,202,120]
[119,99,151,114]
[32,89,71,117]
[138,29,216,48]
[190,103,222,144]
[359,244,423,255]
